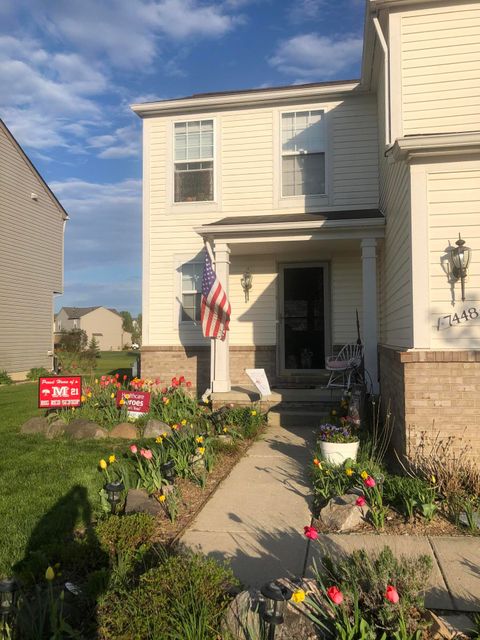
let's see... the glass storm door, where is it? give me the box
[280,264,329,372]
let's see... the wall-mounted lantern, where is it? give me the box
[241,269,253,303]
[450,234,471,301]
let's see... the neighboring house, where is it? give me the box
[0,119,67,380]
[132,0,480,458]
[54,306,132,351]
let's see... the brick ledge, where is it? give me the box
[379,345,480,363]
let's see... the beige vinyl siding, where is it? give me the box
[0,125,64,374]
[145,95,379,348]
[377,50,413,349]
[400,2,480,135]
[331,253,363,345]
[427,163,480,349]
[80,308,129,351]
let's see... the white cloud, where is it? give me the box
[88,124,141,159]
[289,0,324,23]
[269,33,363,80]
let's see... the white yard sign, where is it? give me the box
[245,368,271,397]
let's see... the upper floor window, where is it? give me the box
[281,110,325,197]
[181,262,203,322]
[174,120,214,202]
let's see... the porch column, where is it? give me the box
[361,238,379,393]
[211,242,231,393]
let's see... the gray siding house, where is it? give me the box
[0,119,67,379]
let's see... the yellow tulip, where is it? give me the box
[223,427,228,433]
[181,419,187,425]
[119,399,125,406]
[156,436,163,444]
[345,468,354,477]
[95,379,98,384]
[87,392,92,398]
[162,432,167,438]
[99,459,107,470]
[110,393,115,399]
[251,410,257,416]
[360,470,368,480]
[158,494,166,502]
[45,566,55,581]
[197,447,205,455]
[291,589,306,604]
[81,395,86,402]
[109,455,116,464]
[196,436,204,444]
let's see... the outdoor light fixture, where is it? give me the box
[241,269,253,303]
[210,406,230,431]
[104,480,124,514]
[260,580,293,640]
[0,578,18,629]
[161,460,176,484]
[450,233,471,301]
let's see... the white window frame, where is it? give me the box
[172,118,216,204]
[280,109,326,199]
[178,260,204,326]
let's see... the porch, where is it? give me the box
[194,210,385,395]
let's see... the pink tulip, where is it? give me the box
[385,585,399,603]
[304,525,318,540]
[326,586,343,604]
[364,476,376,488]
[356,495,366,507]
[141,449,153,460]
[130,444,138,454]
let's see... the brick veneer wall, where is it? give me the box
[379,345,480,461]
[141,345,276,394]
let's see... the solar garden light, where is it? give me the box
[161,460,176,484]
[450,233,471,301]
[260,581,293,640]
[104,480,124,514]
[241,269,253,302]
[0,578,18,628]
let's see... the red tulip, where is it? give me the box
[123,374,127,380]
[356,495,366,507]
[304,525,318,540]
[179,375,185,383]
[385,585,399,603]
[326,586,343,604]
[186,381,192,388]
[364,476,376,488]
[130,444,138,454]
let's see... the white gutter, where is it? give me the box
[372,15,391,146]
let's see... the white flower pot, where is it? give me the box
[319,440,359,465]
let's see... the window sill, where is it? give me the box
[277,193,329,209]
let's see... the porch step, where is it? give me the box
[268,407,332,428]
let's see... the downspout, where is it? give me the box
[372,14,391,147]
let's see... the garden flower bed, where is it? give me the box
[311,397,480,537]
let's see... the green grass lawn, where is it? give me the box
[94,350,138,377]
[0,354,138,577]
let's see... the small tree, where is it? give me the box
[58,329,88,352]
[120,311,134,334]
[88,336,101,359]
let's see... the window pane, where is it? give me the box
[182,292,202,322]
[175,162,214,202]
[182,264,195,291]
[282,153,325,196]
[175,120,214,177]
[282,110,324,153]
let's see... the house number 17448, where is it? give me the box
[437,307,479,330]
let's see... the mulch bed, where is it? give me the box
[312,507,476,536]
[150,438,254,545]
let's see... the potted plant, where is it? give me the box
[318,417,360,464]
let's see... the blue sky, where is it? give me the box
[0,0,365,316]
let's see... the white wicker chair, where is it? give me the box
[325,343,364,389]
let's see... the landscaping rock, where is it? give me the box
[320,493,367,532]
[64,419,108,440]
[143,419,172,439]
[217,434,234,445]
[110,422,138,439]
[46,419,66,439]
[21,416,50,435]
[223,579,320,640]
[125,489,162,516]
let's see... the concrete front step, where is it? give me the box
[268,409,328,428]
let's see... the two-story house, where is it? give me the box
[132,0,480,459]
[0,119,67,379]
[54,306,132,351]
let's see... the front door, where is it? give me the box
[280,263,329,373]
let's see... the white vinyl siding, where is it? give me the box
[0,124,64,374]
[400,2,480,135]
[427,164,480,350]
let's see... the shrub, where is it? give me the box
[0,370,13,385]
[223,405,266,439]
[58,328,88,352]
[26,367,50,381]
[97,552,238,640]
[311,545,432,635]
[96,513,155,556]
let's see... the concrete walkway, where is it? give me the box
[181,425,480,612]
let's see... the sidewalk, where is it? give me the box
[180,425,480,612]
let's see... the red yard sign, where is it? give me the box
[116,390,151,415]
[38,376,82,408]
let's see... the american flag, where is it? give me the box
[201,252,231,340]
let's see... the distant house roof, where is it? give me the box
[0,119,68,221]
[61,306,123,320]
